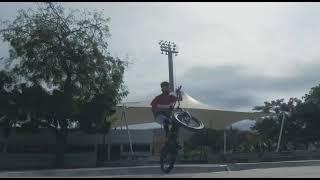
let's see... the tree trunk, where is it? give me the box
[3,121,11,138]
[54,119,68,168]
[55,129,67,168]
[54,72,72,168]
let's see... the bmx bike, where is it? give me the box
[159,86,204,173]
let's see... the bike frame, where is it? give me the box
[165,86,183,148]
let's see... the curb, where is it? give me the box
[227,160,320,171]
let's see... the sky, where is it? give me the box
[1,2,320,112]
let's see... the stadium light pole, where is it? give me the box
[159,40,179,92]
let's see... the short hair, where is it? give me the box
[160,81,170,88]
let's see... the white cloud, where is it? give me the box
[2,2,320,110]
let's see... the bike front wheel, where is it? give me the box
[172,109,204,131]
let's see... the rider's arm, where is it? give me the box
[153,104,174,113]
[151,96,159,114]
[151,96,169,112]
[151,96,175,115]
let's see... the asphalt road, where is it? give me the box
[1,161,320,178]
[102,165,320,178]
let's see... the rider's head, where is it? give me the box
[160,81,170,95]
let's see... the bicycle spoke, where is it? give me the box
[173,110,204,130]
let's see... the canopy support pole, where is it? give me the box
[276,113,286,152]
[224,129,227,154]
[121,105,134,159]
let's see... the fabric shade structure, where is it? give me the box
[110,91,268,130]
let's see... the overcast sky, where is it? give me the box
[1,2,320,112]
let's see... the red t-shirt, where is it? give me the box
[151,93,177,110]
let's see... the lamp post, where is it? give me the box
[159,40,179,92]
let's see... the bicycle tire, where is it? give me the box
[172,109,204,131]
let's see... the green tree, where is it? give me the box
[228,129,260,153]
[0,2,128,167]
[294,84,320,148]
[252,98,302,151]
[0,71,17,137]
[185,128,225,154]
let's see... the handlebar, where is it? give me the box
[173,85,182,109]
[176,85,182,93]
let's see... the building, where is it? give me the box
[0,126,194,169]
[97,127,195,161]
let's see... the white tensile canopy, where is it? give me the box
[111,91,267,130]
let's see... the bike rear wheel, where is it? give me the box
[172,109,204,131]
[160,142,177,173]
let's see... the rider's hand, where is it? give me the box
[176,85,182,99]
